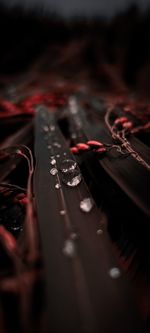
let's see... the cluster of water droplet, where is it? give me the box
[42,113,81,190]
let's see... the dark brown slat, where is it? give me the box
[66,97,150,217]
[34,105,144,333]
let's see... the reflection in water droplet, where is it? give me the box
[63,239,76,258]
[50,159,56,165]
[60,210,66,215]
[50,168,58,176]
[60,159,77,173]
[109,267,121,279]
[80,198,94,213]
[55,183,61,189]
[62,170,82,187]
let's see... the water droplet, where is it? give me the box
[55,183,61,189]
[60,210,66,215]
[50,156,55,159]
[63,152,67,156]
[50,159,56,165]
[47,145,52,149]
[71,133,77,139]
[70,232,78,240]
[50,125,55,131]
[97,229,103,235]
[63,239,76,258]
[50,168,58,176]
[56,154,60,158]
[53,142,61,148]
[68,97,78,115]
[109,267,121,279]
[43,125,49,132]
[60,159,77,173]
[62,170,82,187]
[80,198,94,213]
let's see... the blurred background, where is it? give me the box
[0,0,150,98]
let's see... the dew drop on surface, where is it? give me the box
[43,125,49,132]
[71,133,77,139]
[50,159,56,165]
[109,267,121,279]
[68,97,78,115]
[50,168,58,176]
[50,125,55,131]
[80,198,94,213]
[63,239,76,258]
[60,159,77,173]
[70,232,78,240]
[56,154,60,158]
[63,152,67,156]
[60,210,66,215]
[53,142,61,148]
[55,183,61,189]
[62,170,82,187]
[97,229,103,235]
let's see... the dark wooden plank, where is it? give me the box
[66,96,150,217]
[34,105,145,333]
